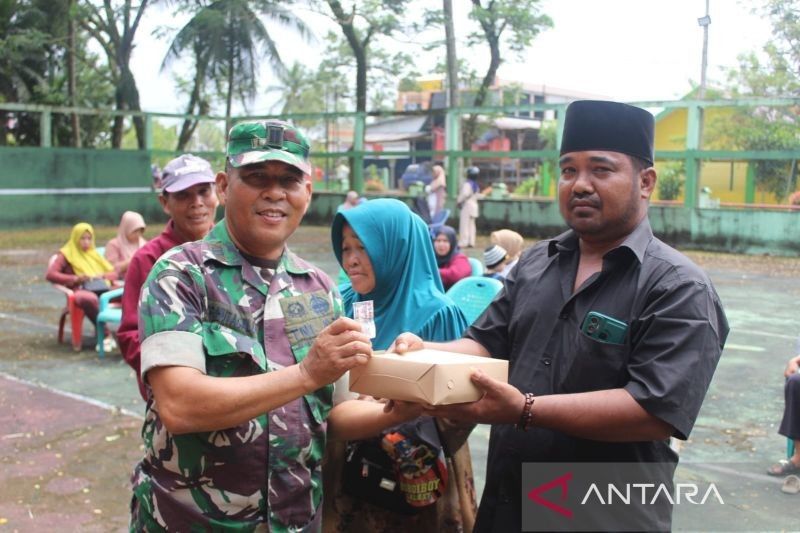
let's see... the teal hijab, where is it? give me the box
[331,198,467,350]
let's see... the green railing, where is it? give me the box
[1,97,798,208]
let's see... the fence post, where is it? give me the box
[144,114,153,152]
[40,109,52,148]
[352,112,365,193]
[684,103,700,208]
[745,162,756,204]
[446,108,461,199]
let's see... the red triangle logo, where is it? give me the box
[527,472,574,518]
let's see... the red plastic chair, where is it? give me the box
[49,254,85,351]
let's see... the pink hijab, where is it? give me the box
[114,211,147,260]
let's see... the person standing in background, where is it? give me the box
[428,164,447,218]
[457,166,481,248]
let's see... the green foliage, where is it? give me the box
[714,0,799,201]
[322,0,415,112]
[466,0,553,58]
[164,0,312,126]
[657,162,685,201]
[0,0,115,146]
[512,177,539,197]
[461,0,552,145]
[121,120,178,151]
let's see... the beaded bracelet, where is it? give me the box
[516,392,535,431]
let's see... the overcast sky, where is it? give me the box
[130,0,773,116]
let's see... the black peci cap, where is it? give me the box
[559,100,655,165]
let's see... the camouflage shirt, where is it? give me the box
[131,221,342,532]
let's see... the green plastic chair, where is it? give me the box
[445,276,503,325]
[96,287,123,358]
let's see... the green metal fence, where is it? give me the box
[2,98,798,208]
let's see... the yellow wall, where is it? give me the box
[654,107,782,205]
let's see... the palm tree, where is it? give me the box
[162,0,313,142]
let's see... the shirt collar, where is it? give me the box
[547,217,653,264]
[202,220,310,275]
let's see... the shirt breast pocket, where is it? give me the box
[202,322,266,373]
[560,330,629,393]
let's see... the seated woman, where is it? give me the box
[767,353,800,478]
[433,226,472,291]
[104,211,147,276]
[326,198,475,532]
[490,228,524,277]
[46,222,118,327]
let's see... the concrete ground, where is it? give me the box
[0,224,798,531]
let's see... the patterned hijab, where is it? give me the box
[331,199,456,350]
[115,211,147,260]
[60,222,113,277]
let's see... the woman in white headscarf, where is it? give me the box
[104,211,147,276]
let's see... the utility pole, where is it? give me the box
[698,0,710,99]
[693,0,711,207]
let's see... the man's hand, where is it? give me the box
[786,355,800,378]
[389,332,425,353]
[299,317,372,391]
[424,368,525,425]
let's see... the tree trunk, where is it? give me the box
[67,0,81,147]
[225,18,235,134]
[176,59,205,151]
[443,0,459,109]
[327,0,368,113]
[463,34,501,148]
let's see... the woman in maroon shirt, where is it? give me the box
[432,225,471,290]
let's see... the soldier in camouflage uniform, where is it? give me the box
[130,120,373,532]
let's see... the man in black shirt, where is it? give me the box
[393,100,728,532]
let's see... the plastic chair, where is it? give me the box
[467,257,484,277]
[49,254,85,351]
[96,287,123,358]
[445,276,503,325]
[428,209,451,238]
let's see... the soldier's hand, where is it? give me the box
[300,317,372,390]
[389,332,424,354]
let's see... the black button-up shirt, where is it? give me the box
[467,218,728,532]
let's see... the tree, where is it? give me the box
[0,0,51,145]
[0,0,114,147]
[78,0,151,149]
[714,0,799,201]
[463,0,552,145]
[322,0,410,113]
[161,0,312,139]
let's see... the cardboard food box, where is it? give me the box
[349,349,509,405]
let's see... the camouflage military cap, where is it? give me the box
[227,120,311,174]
